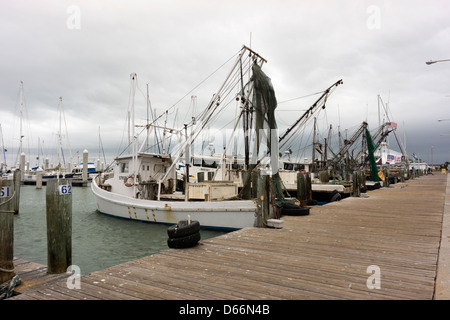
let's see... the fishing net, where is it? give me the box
[365,128,381,181]
[250,64,292,207]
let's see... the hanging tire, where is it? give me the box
[167,220,200,238]
[167,232,201,249]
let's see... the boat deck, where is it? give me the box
[7,173,450,300]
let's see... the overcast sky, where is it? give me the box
[1,0,449,167]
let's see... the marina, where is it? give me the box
[5,173,450,300]
[5,183,226,277]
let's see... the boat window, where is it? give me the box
[202,159,218,168]
[284,163,293,170]
[120,162,129,173]
[192,158,202,167]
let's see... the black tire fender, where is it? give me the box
[167,220,200,238]
[167,232,201,249]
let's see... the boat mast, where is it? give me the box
[58,97,63,170]
[156,45,267,200]
[130,73,137,196]
[146,84,150,152]
[19,81,24,159]
[13,81,25,168]
[311,117,317,173]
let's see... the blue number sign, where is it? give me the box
[59,185,72,195]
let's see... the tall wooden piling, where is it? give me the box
[36,171,43,189]
[256,173,269,228]
[297,172,312,206]
[241,171,251,199]
[13,170,21,214]
[305,172,312,202]
[46,178,72,274]
[297,172,306,206]
[0,179,16,283]
[352,172,360,197]
[383,169,389,187]
[358,171,366,191]
[82,149,88,183]
[20,153,25,182]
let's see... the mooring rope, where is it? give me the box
[0,275,21,300]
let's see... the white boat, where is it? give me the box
[91,46,280,230]
[91,152,257,230]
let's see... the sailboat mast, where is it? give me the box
[130,73,137,196]
[146,84,150,152]
[19,81,24,158]
[58,97,63,168]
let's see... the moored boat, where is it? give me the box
[91,46,280,230]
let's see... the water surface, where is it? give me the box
[13,184,227,275]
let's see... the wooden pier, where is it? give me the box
[6,173,450,300]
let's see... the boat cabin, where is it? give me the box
[103,152,176,199]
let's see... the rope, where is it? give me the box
[0,275,21,300]
[0,266,15,273]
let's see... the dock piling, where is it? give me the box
[352,172,360,197]
[36,171,43,189]
[0,179,16,283]
[46,178,72,274]
[256,173,269,227]
[297,172,306,206]
[13,170,21,214]
[82,149,88,183]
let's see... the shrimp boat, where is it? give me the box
[91,46,283,230]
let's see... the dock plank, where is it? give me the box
[7,174,448,300]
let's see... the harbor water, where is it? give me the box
[13,184,228,276]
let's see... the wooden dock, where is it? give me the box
[6,173,450,300]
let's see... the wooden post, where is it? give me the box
[13,170,21,214]
[241,171,251,200]
[0,179,16,283]
[352,172,360,197]
[36,171,43,189]
[383,169,389,187]
[251,171,258,198]
[20,153,25,182]
[297,172,306,206]
[358,171,366,191]
[256,173,269,228]
[82,149,88,183]
[305,172,312,201]
[46,178,72,274]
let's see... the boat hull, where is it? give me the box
[91,177,257,231]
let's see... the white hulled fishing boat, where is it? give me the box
[91,46,284,230]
